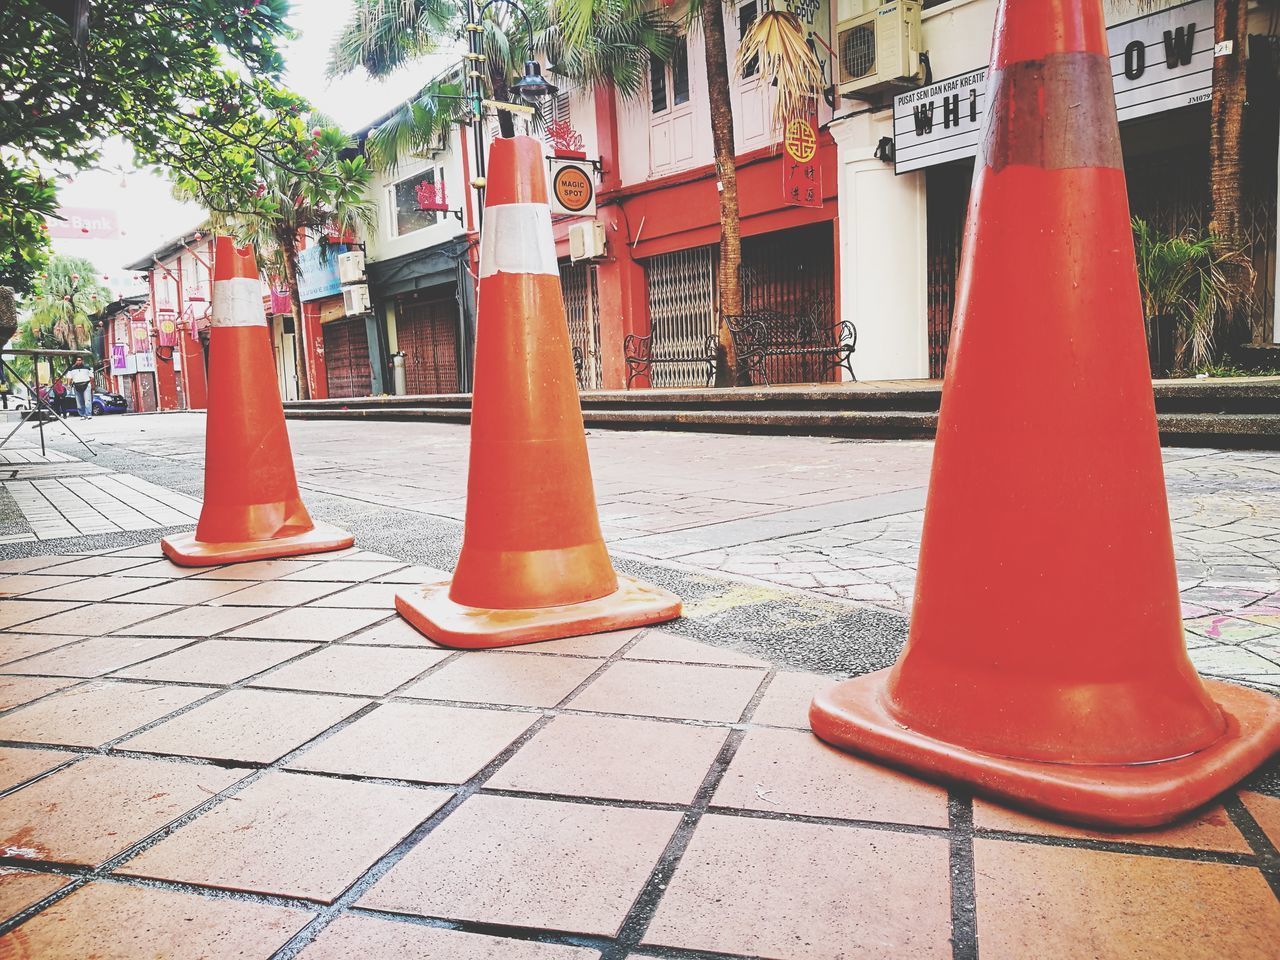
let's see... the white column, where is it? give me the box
[830,113,931,380]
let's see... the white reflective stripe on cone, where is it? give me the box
[210,276,268,327]
[479,203,558,279]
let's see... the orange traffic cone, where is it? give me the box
[810,0,1279,828]
[396,136,680,648]
[161,238,353,566]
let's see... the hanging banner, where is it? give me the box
[130,318,151,353]
[893,0,1214,174]
[782,106,822,208]
[110,344,129,374]
[549,158,596,217]
[156,310,178,348]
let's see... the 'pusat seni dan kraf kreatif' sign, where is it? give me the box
[892,0,1213,174]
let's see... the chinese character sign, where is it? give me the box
[111,344,128,374]
[782,108,822,209]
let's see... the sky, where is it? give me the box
[49,0,458,292]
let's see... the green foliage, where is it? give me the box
[1132,217,1255,375]
[328,0,675,167]
[0,0,313,293]
[6,254,107,382]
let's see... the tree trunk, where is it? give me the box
[492,74,516,138]
[278,229,311,401]
[702,0,743,387]
[1209,0,1252,342]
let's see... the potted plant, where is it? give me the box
[1132,217,1254,377]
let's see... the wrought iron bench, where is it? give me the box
[725,305,856,386]
[623,331,719,389]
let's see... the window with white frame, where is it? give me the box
[738,0,759,79]
[388,166,445,237]
[650,34,690,114]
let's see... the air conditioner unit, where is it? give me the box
[569,221,606,262]
[835,0,923,99]
[342,283,371,316]
[337,249,366,284]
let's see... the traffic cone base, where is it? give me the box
[396,574,682,650]
[812,670,1280,829]
[161,521,354,567]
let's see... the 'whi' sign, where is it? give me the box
[893,0,1213,174]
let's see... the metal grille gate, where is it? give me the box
[396,293,460,395]
[559,262,603,389]
[642,246,718,388]
[740,222,838,383]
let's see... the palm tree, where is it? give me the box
[330,0,671,145]
[7,254,108,384]
[562,0,821,386]
[180,124,377,400]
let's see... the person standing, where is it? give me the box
[63,357,94,420]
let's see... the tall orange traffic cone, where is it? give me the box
[161,238,353,566]
[810,0,1280,828]
[396,136,680,648]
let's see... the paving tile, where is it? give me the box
[119,771,449,903]
[194,559,320,581]
[42,555,156,576]
[973,798,1252,853]
[1239,791,1280,850]
[342,617,444,648]
[0,556,81,574]
[120,688,368,763]
[114,605,280,638]
[287,702,536,784]
[18,602,176,635]
[297,914,600,960]
[401,652,602,707]
[488,714,726,804]
[0,635,191,678]
[0,574,82,596]
[0,676,78,711]
[0,882,308,959]
[973,838,1280,960]
[713,728,949,827]
[113,639,318,685]
[115,577,261,605]
[751,671,830,727]
[0,754,243,865]
[227,606,387,642]
[208,579,345,607]
[0,600,83,631]
[625,632,767,666]
[307,581,400,609]
[108,543,166,558]
[265,647,444,701]
[0,746,74,793]
[361,794,680,936]
[374,564,450,584]
[527,627,643,657]
[0,632,87,665]
[644,815,951,959]
[568,660,766,722]
[0,681,212,747]
[22,576,156,602]
[281,560,403,582]
[115,558,209,579]
[0,868,68,923]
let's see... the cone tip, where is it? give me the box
[990,0,1107,67]
[485,135,549,207]
[212,236,260,283]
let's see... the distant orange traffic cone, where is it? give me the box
[396,136,680,648]
[810,0,1280,828]
[161,238,353,566]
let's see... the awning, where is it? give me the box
[366,237,472,300]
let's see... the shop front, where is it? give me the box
[366,237,474,395]
[835,0,1279,379]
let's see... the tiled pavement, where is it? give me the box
[0,447,200,542]
[80,417,1280,692]
[0,543,1276,958]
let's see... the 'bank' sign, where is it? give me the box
[893,0,1213,174]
